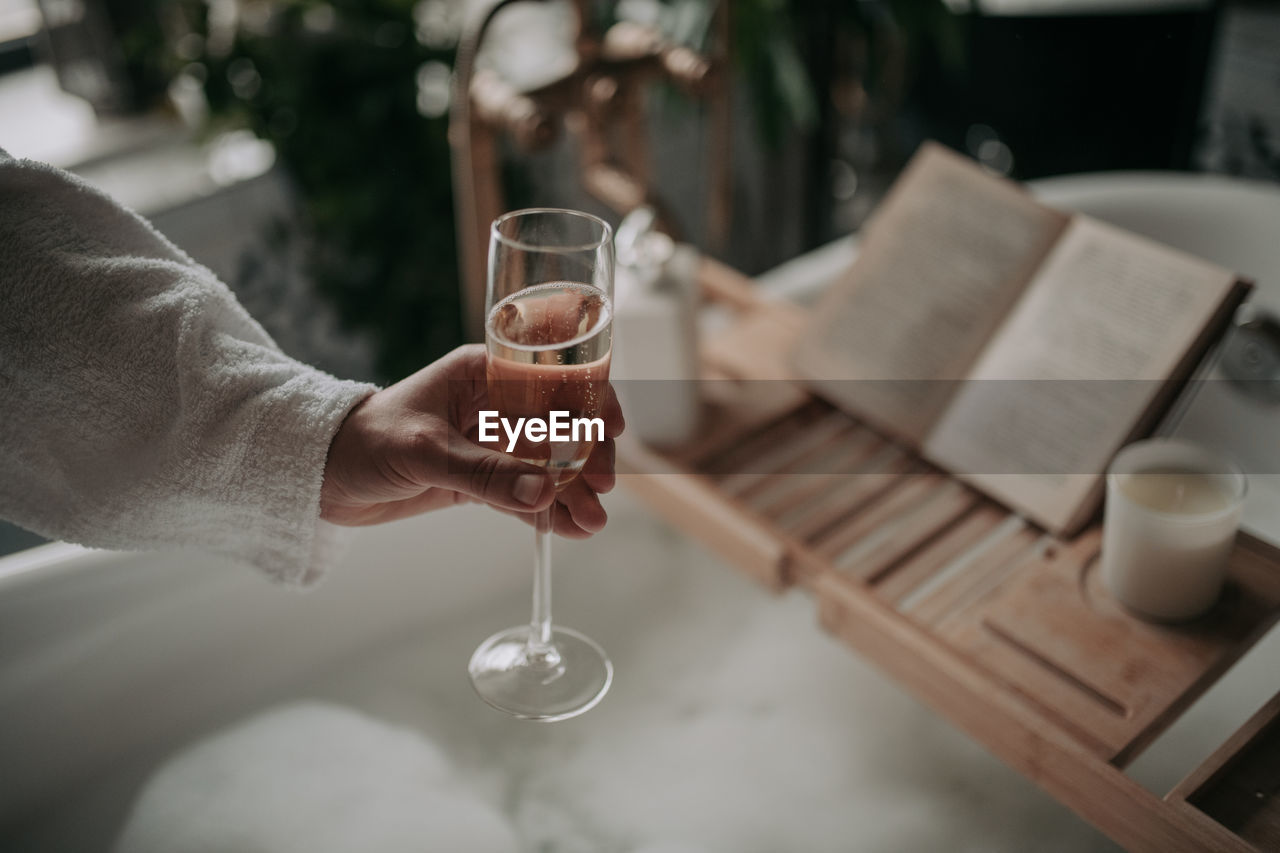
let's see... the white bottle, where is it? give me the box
[611,207,701,447]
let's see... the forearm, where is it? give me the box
[0,152,376,583]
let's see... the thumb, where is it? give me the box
[439,437,556,513]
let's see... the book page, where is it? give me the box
[925,216,1244,534]
[792,143,1069,445]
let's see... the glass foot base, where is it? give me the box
[468,625,612,721]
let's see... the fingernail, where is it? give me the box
[513,474,545,506]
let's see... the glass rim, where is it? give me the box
[490,207,614,254]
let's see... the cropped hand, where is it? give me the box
[320,344,623,537]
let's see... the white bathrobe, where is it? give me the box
[0,148,378,585]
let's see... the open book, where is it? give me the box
[791,142,1250,536]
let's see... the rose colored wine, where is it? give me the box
[486,281,612,484]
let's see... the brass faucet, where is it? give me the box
[449,0,730,339]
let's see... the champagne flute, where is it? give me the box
[468,208,615,721]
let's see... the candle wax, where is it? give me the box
[1118,468,1235,516]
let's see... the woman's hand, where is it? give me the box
[320,344,623,538]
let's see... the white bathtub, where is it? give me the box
[0,490,1140,852]
[5,486,1280,852]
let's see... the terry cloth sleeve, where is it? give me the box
[0,149,378,585]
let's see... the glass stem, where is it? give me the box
[527,502,557,662]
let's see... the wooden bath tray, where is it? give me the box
[618,259,1280,853]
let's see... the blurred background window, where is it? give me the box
[0,0,39,71]
[0,0,38,41]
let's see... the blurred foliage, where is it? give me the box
[211,5,459,381]
[117,0,955,380]
[142,0,462,381]
[620,0,960,148]
[98,0,178,111]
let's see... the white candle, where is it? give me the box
[1101,439,1246,622]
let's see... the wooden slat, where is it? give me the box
[657,375,808,467]
[749,428,884,518]
[1174,690,1280,850]
[618,436,789,590]
[1171,689,1280,799]
[815,474,948,562]
[747,425,890,512]
[874,504,1008,605]
[695,399,826,476]
[781,452,915,543]
[718,412,855,496]
[903,521,1041,627]
[842,484,983,584]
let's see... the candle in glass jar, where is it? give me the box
[1101,440,1246,622]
